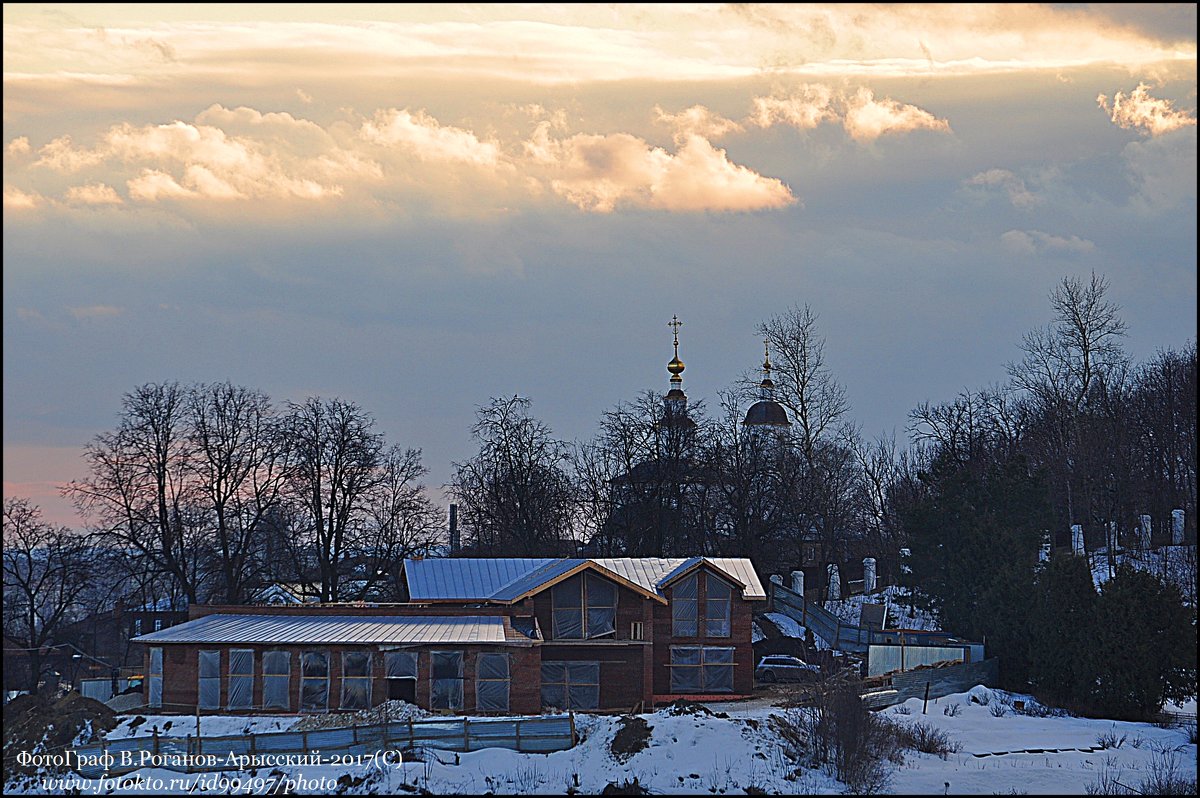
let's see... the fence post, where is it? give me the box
[463,717,470,753]
[153,728,159,757]
[922,681,930,715]
[515,718,522,753]
[569,711,577,746]
[408,718,414,749]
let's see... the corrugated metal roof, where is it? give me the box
[406,558,555,601]
[403,557,766,601]
[131,614,509,645]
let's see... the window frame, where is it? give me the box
[671,573,699,637]
[300,650,330,713]
[198,649,221,710]
[147,647,163,708]
[227,648,255,710]
[262,650,290,711]
[429,650,464,711]
[475,652,510,713]
[340,651,373,710]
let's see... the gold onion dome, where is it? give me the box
[667,356,685,376]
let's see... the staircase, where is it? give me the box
[769,581,872,654]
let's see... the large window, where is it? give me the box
[148,647,163,708]
[705,576,732,637]
[669,646,735,693]
[198,650,220,710]
[300,651,329,712]
[430,651,463,711]
[384,651,417,702]
[341,652,372,710]
[476,653,510,712]
[540,661,600,710]
[228,649,254,709]
[552,573,617,640]
[672,573,698,637]
[263,651,290,710]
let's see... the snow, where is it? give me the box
[1089,546,1196,604]
[762,611,806,639]
[751,621,765,643]
[7,688,1196,795]
[825,584,942,632]
[107,714,297,740]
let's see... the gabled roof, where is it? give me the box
[403,557,766,603]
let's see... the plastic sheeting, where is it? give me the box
[149,647,163,675]
[301,651,329,712]
[199,650,221,709]
[672,573,699,636]
[431,651,463,710]
[476,653,510,712]
[227,649,254,709]
[585,575,616,638]
[148,676,162,708]
[262,651,290,710]
[670,646,733,693]
[343,651,371,676]
[341,678,370,710]
[705,577,732,637]
[385,651,417,679]
[541,661,599,710]
[263,650,290,675]
[148,648,163,708]
[552,577,584,639]
[703,647,734,692]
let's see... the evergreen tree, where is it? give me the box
[1029,554,1099,709]
[900,453,1050,688]
[1093,564,1196,719]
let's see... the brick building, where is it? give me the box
[132,557,765,714]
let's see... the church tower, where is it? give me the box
[743,340,790,432]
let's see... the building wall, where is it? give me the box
[539,643,648,710]
[146,643,540,715]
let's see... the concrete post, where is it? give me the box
[826,564,841,600]
[790,570,804,596]
[1171,509,1185,546]
[1139,514,1152,550]
[769,574,783,586]
[1071,524,1085,556]
[862,558,876,594]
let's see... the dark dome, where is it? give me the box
[743,400,790,427]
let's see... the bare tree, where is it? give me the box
[758,305,849,465]
[65,382,205,603]
[282,397,385,602]
[3,498,92,691]
[187,382,290,603]
[450,396,575,556]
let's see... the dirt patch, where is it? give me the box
[663,699,715,717]
[3,692,117,777]
[609,715,653,762]
[289,699,428,732]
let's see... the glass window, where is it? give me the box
[133,618,142,636]
[148,647,163,708]
[341,652,372,710]
[670,646,735,693]
[430,651,463,711]
[198,650,221,709]
[262,651,290,710]
[476,653,509,712]
[228,649,254,709]
[672,574,698,637]
[540,661,600,710]
[705,575,732,637]
[552,572,619,640]
[300,651,329,712]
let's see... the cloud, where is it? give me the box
[746,86,951,142]
[296,88,313,104]
[655,105,744,142]
[964,169,1041,208]
[359,108,507,167]
[1000,229,1095,255]
[7,137,32,156]
[841,88,952,142]
[64,182,123,205]
[748,85,837,130]
[526,125,796,213]
[1097,83,1197,136]
[3,185,43,209]
[67,305,125,320]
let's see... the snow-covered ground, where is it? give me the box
[1089,545,1196,604]
[825,583,942,632]
[8,686,1194,795]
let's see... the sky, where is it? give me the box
[3,3,1197,528]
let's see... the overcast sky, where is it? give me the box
[4,3,1196,527]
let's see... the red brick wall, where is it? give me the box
[539,644,648,710]
[148,643,540,715]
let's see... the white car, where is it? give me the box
[755,654,821,683]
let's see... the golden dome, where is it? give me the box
[667,356,685,375]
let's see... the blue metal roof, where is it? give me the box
[131,614,510,645]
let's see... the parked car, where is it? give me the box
[755,654,821,684]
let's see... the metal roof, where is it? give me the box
[131,614,509,645]
[404,557,766,602]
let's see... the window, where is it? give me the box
[551,572,617,640]
[154,619,163,632]
[705,576,732,637]
[133,618,142,636]
[430,651,463,711]
[672,574,698,637]
[540,661,600,710]
[148,647,163,708]
[670,646,735,693]
[198,650,220,709]
[630,621,644,641]
[228,649,254,709]
[384,651,417,702]
[476,653,510,712]
[263,651,290,710]
[341,652,372,710]
[300,651,329,712]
